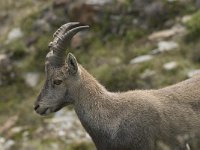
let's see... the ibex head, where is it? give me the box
[34,22,89,115]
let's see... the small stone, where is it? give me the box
[140,69,156,79]
[0,54,12,72]
[152,41,179,54]
[85,0,113,5]
[22,131,29,141]
[148,25,186,41]
[0,115,18,134]
[10,126,24,135]
[58,130,66,137]
[168,0,176,2]
[7,28,23,43]
[23,72,39,87]
[130,55,154,64]
[0,54,7,61]
[187,69,200,78]
[182,15,192,23]
[186,143,191,150]
[149,29,174,40]
[0,54,14,86]
[158,41,178,51]
[0,137,5,144]
[4,139,15,150]
[163,61,178,71]
[33,19,50,33]
[50,143,59,150]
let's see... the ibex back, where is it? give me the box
[34,22,200,150]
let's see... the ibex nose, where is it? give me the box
[34,104,39,110]
[34,93,42,110]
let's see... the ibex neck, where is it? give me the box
[74,66,115,144]
[80,67,108,96]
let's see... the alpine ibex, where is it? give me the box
[34,22,200,150]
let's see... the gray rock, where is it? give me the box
[140,69,156,79]
[152,41,179,54]
[0,138,15,150]
[10,126,24,135]
[158,41,179,51]
[85,0,113,5]
[7,28,23,43]
[0,137,5,144]
[186,143,191,150]
[182,15,192,23]
[167,0,176,2]
[130,55,154,64]
[50,143,59,150]
[163,61,178,71]
[0,54,12,72]
[33,19,50,33]
[148,25,186,41]
[0,54,14,86]
[4,140,15,150]
[23,72,39,88]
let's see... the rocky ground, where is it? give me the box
[0,0,200,149]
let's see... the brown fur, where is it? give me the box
[73,66,200,150]
[35,53,200,150]
[34,22,200,150]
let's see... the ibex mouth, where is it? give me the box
[34,105,51,116]
[34,104,63,116]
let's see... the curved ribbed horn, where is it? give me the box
[48,22,89,66]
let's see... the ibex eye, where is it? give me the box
[53,80,62,85]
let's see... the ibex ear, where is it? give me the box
[67,53,78,75]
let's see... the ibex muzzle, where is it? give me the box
[34,22,89,115]
[34,22,200,150]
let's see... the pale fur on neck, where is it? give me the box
[74,66,117,143]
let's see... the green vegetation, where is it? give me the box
[186,11,200,40]
[0,0,200,149]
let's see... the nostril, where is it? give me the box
[34,104,39,110]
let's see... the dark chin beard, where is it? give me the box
[53,100,72,113]
[63,101,72,107]
[64,89,74,104]
[52,104,64,112]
